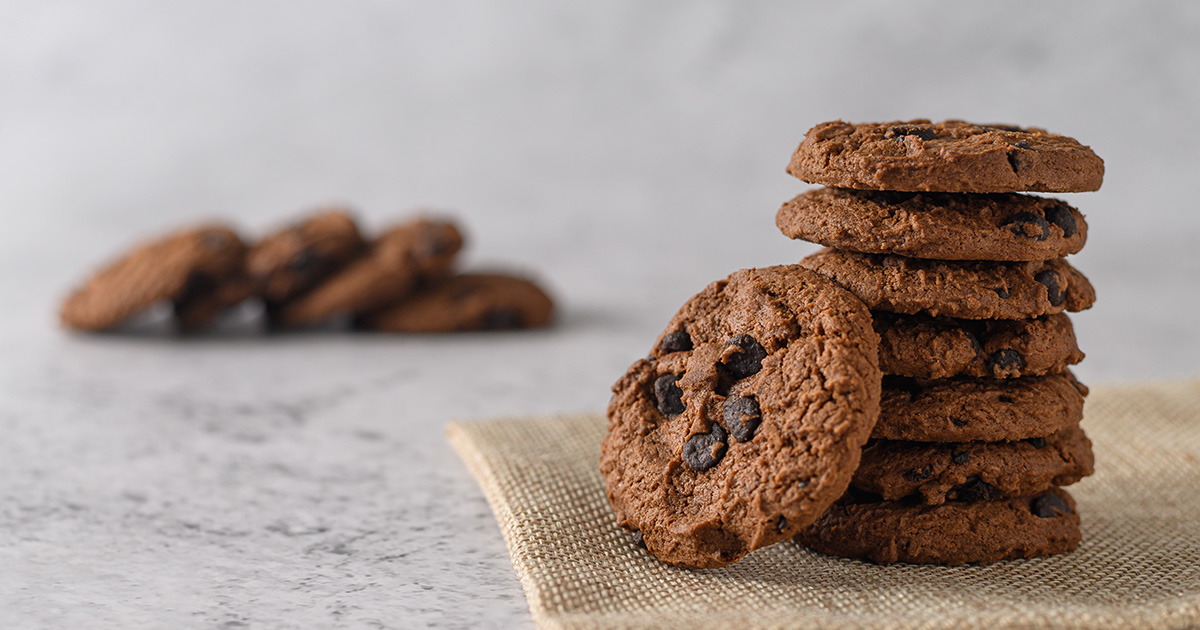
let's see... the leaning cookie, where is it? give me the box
[875,372,1087,443]
[795,487,1082,565]
[801,248,1096,320]
[247,209,366,304]
[852,426,1094,504]
[61,225,250,331]
[359,273,554,332]
[876,312,1084,380]
[274,217,463,327]
[600,265,881,568]
[776,188,1087,261]
[788,120,1104,193]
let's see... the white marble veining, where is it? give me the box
[2,2,1199,628]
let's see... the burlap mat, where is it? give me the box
[447,381,1200,630]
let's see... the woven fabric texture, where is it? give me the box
[447,381,1200,630]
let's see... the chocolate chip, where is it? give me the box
[659,329,693,354]
[720,334,767,380]
[288,248,320,275]
[1006,149,1024,173]
[632,530,646,548]
[653,374,685,418]
[1032,493,1073,518]
[888,125,938,141]
[776,516,788,533]
[1003,212,1050,241]
[1044,204,1078,238]
[994,287,1010,299]
[481,308,523,330]
[951,476,1000,502]
[903,466,932,481]
[998,395,1015,404]
[952,451,970,465]
[951,418,969,427]
[1027,437,1047,449]
[1035,269,1065,306]
[987,349,1025,377]
[681,423,727,471]
[722,395,761,442]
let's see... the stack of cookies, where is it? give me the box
[780,120,1102,565]
[60,210,554,334]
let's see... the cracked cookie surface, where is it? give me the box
[788,119,1104,193]
[796,487,1082,565]
[875,371,1087,442]
[61,225,250,331]
[600,265,881,568]
[776,188,1088,261]
[853,426,1094,504]
[802,248,1095,320]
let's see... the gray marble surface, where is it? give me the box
[3,2,1199,628]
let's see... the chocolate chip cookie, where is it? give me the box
[247,209,366,303]
[61,225,250,331]
[360,273,555,332]
[853,426,1093,504]
[787,120,1104,193]
[600,265,881,568]
[876,312,1084,379]
[275,217,463,327]
[796,487,1081,565]
[776,188,1088,261]
[801,248,1096,320]
[875,371,1087,442]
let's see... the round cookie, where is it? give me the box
[795,487,1082,565]
[61,225,249,331]
[876,312,1084,380]
[275,217,463,327]
[600,265,881,568]
[875,371,1087,442]
[247,209,366,303]
[360,273,554,332]
[787,120,1104,193]
[852,426,1094,504]
[776,188,1088,261]
[801,248,1096,320]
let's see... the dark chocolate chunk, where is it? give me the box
[903,466,932,482]
[1027,437,1047,449]
[720,334,767,380]
[660,329,693,354]
[288,248,318,274]
[951,418,969,427]
[1014,140,1032,149]
[681,423,727,471]
[632,530,646,548]
[1006,149,1023,173]
[776,516,788,533]
[481,308,523,330]
[998,395,1016,404]
[1003,212,1050,241]
[1032,493,1073,518]
[1044,204,1078,238]
[888,125,938,141]
[994,287,1011,299]
[951,476,1001,502]
[1035,269,1065,306]
[952,451,970,465]
[987,349,1025,377]
[653,374,685,418]
[722,395,762,442]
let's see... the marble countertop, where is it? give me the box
[3,2,1199,628]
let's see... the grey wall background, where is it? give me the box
[3,1,1199,381]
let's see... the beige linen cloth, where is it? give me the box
[447,381,1200,630]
